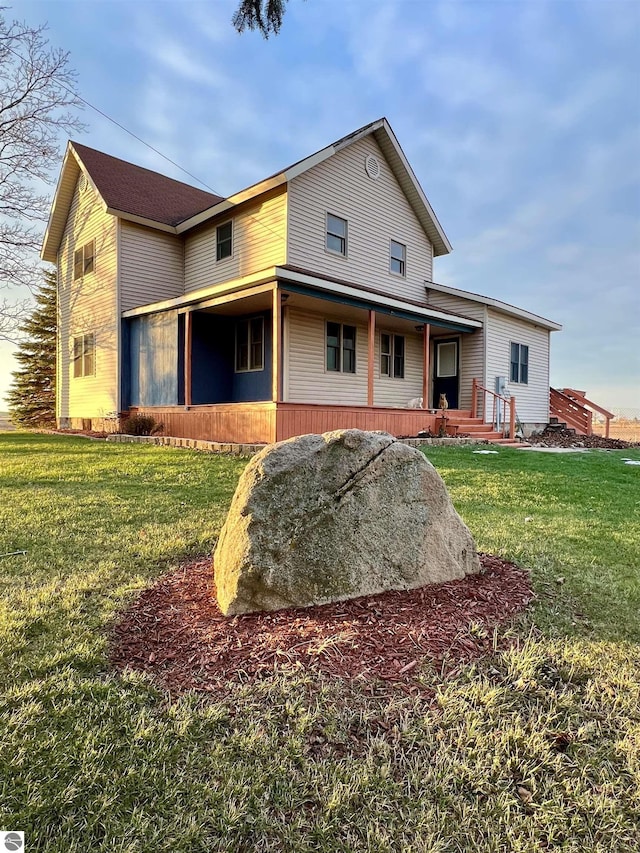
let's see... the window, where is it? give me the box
[73,240,95,280]
[236,317,264,372]
[437,341,457,377]
[326,322,356,373]
[390,240,406,276]
[326,213,347,256]
[72,333,95,378]
[510,342,529,384]
[380,333,405,379]
[216,221,233,261]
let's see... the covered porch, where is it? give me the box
[122,272,483,444]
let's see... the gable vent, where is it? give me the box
[364,154,381,181]
[79,173,89,193]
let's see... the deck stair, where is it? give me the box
[549,388,615,437]
[436,410,528,447]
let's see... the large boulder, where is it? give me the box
[214,429,480,615]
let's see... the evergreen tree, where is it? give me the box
[7,270,57,427]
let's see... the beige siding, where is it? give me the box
[427,291,486,410]
[57,177,118,422]
[373,327,424,407]
[119,222,184,311]
[284,306,424,408]
[184,190,286,293]
[485,309,551,423]
[288,136,434,301]
[285,306,368,405]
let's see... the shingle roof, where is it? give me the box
[70,142,222,227]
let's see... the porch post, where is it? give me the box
[509,396,516,438]
[184,310,192,407]
[422,324,430,409]
[367,310,375,407]
[272,285,281,402]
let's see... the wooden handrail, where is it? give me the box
[561,389,614,420]
[472,378,515,437]
[561,388,615,437]
[550,387,593,435]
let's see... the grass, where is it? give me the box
[0,433,639,852]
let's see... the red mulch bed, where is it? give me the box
[110,555,533,696]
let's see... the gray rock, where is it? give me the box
[214,429,480,615]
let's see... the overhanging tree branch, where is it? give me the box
[232,0,290,38]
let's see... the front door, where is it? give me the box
[433,339,459,409]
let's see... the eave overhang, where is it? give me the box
[121,265,482,335]
[176,119,452,255]
[275,267,480,332]
[41,143,83,263]
[425,281,562,331]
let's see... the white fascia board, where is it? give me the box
[175,175,286,234]
[425,281,563,331]
[275,267,482,329]
[283,121,387,182]
[106,208,178,234]
[41,145,81,262]
[121,267,278,318]
[377,120,452,255]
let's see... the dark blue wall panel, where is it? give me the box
[232,312,272,402]
[191,313,234,404]
[190,310,272,403]
[126,309,273,407]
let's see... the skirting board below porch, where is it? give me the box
[128,402,442,445]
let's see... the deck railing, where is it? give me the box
[549,388,615,437]
[471,378,516,438]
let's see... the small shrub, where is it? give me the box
[120,414,161,436]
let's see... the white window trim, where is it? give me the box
[324,320,357,374]
[325,212,348,258]
[436,340,458,379]
[216,219,234,263]
[379,331,406,379]
[509,341,529,385]
[73,240,96,281]
[389,239,406,278]
[72,332,96,379]
[235,316,264,373]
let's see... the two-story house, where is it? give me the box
[42,118,561,444]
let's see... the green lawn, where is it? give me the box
[1,433,639,852]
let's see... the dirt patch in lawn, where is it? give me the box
[110,554,533,696]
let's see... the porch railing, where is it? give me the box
[471,378,516,438]
[555,388,615,437]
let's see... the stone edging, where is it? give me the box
[105,433,489,455]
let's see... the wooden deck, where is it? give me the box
[130,402,441,444]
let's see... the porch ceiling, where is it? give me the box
[280,291,461,336]
[278,280,480,334]
[195,290,272,316]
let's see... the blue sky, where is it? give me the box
[3,0,639,411]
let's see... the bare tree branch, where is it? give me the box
[0,10,84,340]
